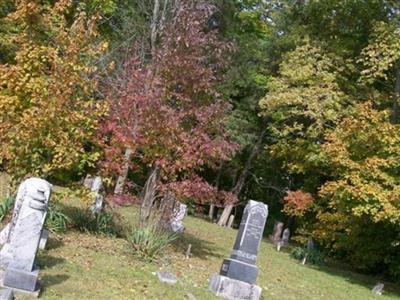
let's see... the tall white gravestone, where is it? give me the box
[209,200,268,300]
[0,178,52,294]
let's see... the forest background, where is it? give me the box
[1,0,400,281]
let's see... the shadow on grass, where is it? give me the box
[276,242,400,298]
[45,237,64,250]
[36,255,66,269]
[171,232,225,261]
[41,274,70,288]
[309,262,400,298]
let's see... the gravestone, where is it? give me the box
[89,176,104,214]
[281,228,290,247]
[269,221,284,244]
[0,178,52,295]
[209,200,268,300]
[171,203,187,233]
[372,283,384,295]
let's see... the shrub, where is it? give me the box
[45,203,70,233]
[70,208,122,237]
[291,246,326,265]
[128,226,177,262]
[0,197,14,222]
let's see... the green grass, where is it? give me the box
[8,204,400,299]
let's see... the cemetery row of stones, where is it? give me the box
[0,177,387,299]
[0,177,271,300]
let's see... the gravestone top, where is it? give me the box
[281,228,290,246]
[270,221,284,244]
[230,200,268,265]
[171,203,187,233]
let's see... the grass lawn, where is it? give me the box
[5,203,400,300]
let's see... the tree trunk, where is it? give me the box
[157,190,177,232]
[391,67,400,124]
[217,129,266,226]
[114,148,132,195]
[139,166,160,228]
[209,162,223,220]
[150,0,160,57]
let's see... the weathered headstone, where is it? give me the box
[269,221,284,244]
[89,176,104,214]
[281,228,290,247]
[209,200,268,300]
[0,178,52,294]
[372,283,384,295]
[171,203,187,233]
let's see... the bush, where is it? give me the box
[45,203,70,233]
[0,197,14,222]
[291,246,325,265]
[70,208,122,237]
[128,226,177,262]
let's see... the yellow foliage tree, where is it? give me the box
[314,102,400,276]
[0,0,107,180]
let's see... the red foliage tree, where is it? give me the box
[283,190,314,217]
[100,1,237,205]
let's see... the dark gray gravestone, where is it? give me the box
[209,200,268,300]
[220,200,268,284]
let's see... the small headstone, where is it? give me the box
[227,215,235,228]
[372,283,384,295]
[0,289,14,300]
[209,200,268,300]
[269,221,284,244]
[89,176,104,214]
[171,203,187,233]
[0,178,52,294]
[281,228,290,247]
[301,255,307,265]
[156,271,177,285]
[185,244,192,259]
[83,174,94,189]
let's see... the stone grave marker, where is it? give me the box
[0,178,52,295]
[89,176,104,214]
[281,228,290,247]
[209,200,268,300]
[372,283,384,295]
[269,221,283,244]
[171,203,187,233]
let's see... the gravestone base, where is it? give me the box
[0,270,40,298]
[209,273,261,300]
[220,258,258,285]
[3,266,40,293]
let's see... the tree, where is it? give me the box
[0,0,107,181]
[314,102,400,278]
[100,1,236,228]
